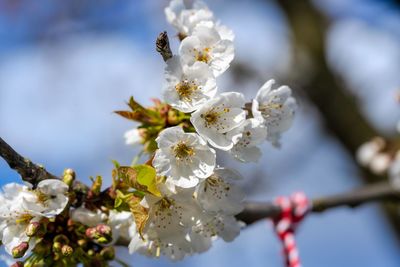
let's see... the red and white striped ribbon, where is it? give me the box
[273,192,310,267]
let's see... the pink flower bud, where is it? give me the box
[12,242,29,258]
[96,224,112,237]
[85,224,112,244]
[61,245,73,256]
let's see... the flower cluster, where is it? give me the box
[117,0,297,261]
[1,0,297,266]
[0,179,68,258]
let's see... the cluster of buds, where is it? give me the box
[85,224,112,244]
[0,171,124,267]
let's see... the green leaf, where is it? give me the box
[133,165,160,196]
[116,166,161,196]
[112,160,120,169]
[114,197,123,209]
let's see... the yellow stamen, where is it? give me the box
[175,80,198,101]
[194,47,211,63]
[201,111,219,126]
[15,214,33,224]
[173,142,195,160]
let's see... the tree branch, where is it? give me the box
[116,181,400,246]
[238,182,400,225]
[0,137,58,186]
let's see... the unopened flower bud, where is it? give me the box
[85,224,112,244]
[12,242,29,258]
[26,221,41,237]
[87,249,95,256]
[90,176,102,196]
[61,245,73,256]
[96,237,109,244]
[167,109,181,125]
[53,242,62,252]
[96,224,112,236]
[63,174,75,187]
[85,228,97,239]
[100,247,115,260]
[77,239,87,247]
[63,168,75,177]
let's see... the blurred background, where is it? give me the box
[1,0,400,266]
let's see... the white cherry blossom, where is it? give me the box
[124,128,142,146]
[196,168,244,215]
[108,210,135,241]
[0,187,34,256]
[192,213,242,242]
[23,179,69,218]
[228,118,267,162]
[0,181,68,257]
[252,79,297,147]
[70,207,107,227]
[165,0,234,41]
[153,126,216,188]
[179,25,234,77]
[191,92,246,150]
[129,234,189,261]
[165,0,211,38]
[163,56,217,112]
[131,188,204,259]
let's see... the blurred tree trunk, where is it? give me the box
[277,0,400,242]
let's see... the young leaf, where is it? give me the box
[117,166,147,193]
[117,165,161,196]
[127,195,149,239]
[133,165,160,196]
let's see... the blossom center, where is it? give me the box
[194,48,211,63]
[154,198,173,217]
[175,80,198,101]
[35,190,52,204]
[259,102,283,118]
[173,142,195,160]
[201,110,219,126]
[203,175,231,197]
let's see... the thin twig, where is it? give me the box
[0,137,58,186]
[156,31,173,62]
